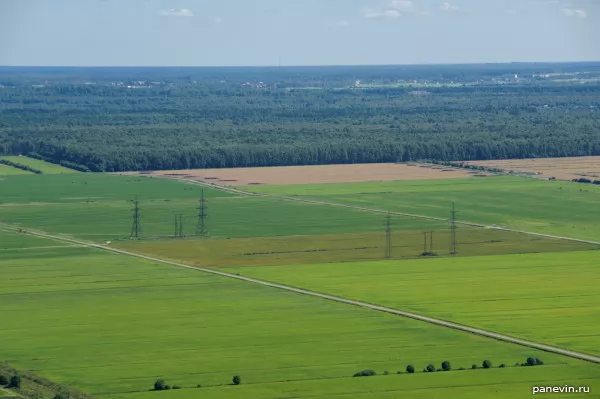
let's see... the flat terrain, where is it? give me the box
[0,156,78,174]
[116,228,597,268]
[4,231,594,399]
[224,251,600,357]
[249,176,600,241]
[463,156,600,181]
[128,163,478,186]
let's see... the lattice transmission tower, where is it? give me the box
[450,201,459,255]
[130,196,142,240]
[196,189,208,238]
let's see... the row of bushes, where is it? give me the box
[153,376,241,391]
[353,358,543,378]
[571,177,600,185]
[0,374,21,388]
[28,152,91,172]
[426,160,505,174]
[0,159,42,174]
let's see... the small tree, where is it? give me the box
[53,394,69,399]
[482,360,492,369]
[471,364,478,369]
[8,375,21,389]
[499,364,506,368]
[526,357,537,366]
[232,376,241,385]
[425,364,436,373]
[154,379,166,391]
[406,365,415,374]
[0,375,8,386]
[441,361,451,371]
[535,358,544,366]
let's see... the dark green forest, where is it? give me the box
[1,63,599,172]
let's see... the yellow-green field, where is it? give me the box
[0,164,32,176]
[0,156,79,174]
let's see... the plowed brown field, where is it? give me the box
[464,156,600,181]
[125,163,477,186]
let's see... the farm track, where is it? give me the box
[177,177,600,247]
[1,222,599,365]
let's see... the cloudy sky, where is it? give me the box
[0,0,598,66]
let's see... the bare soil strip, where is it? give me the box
[1,223,598,365]
[121,163,480,186]
[464,156,600,181]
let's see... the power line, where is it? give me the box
[450,201,458,255]
[178,214,184,238]
[130,196,141,240]
[196,189,208,238]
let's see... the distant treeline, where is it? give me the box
[1,65,599,172]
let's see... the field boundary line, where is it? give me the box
[1,223,599,365]
[166,177,600,246]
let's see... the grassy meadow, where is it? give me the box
[248,176,600,241]
[0,164,32,176]
[4,231,597,399]
[223,251,600,357]
[0,156,79,174]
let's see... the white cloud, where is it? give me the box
[561,8,587,17]
[440,2,459,11]
[159,8,195,17]
[336,20,350,27]
[213,16,224,24]
[363,1,413,19]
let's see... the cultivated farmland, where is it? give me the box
[128,163,479,186]
[0,156,79,174]
[248,176,600,241]
[463,156,600,181]
[4,230,596,399]
[1,171,600,399]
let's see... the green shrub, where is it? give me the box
[153,379,166,391]
[383,371,389,375]
[164,385,171,390]
[53,394,69,399]
[8,376,21,389]
[232,376,241,385]
[526,357,537,366]
[353,370,376,377]
[499,364,506,368]
[482,360,492,369]
[0,375,8,386]
[441,361,451,371]
[172,385,182,390]
[425,364,436,373]
[406,365,415,374]
[535,358,544,365]
[471,364,478,369]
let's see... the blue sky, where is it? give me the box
[0,0,598,66]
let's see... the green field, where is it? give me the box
[0,164,32,176]
[222,251,600,357]
[116,228,597,267]
[1,231,598,399]
[248,176,600,241]
[0,156,79,174]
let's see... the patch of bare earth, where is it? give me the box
[464,157,600,181]
[121,163,476,186]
